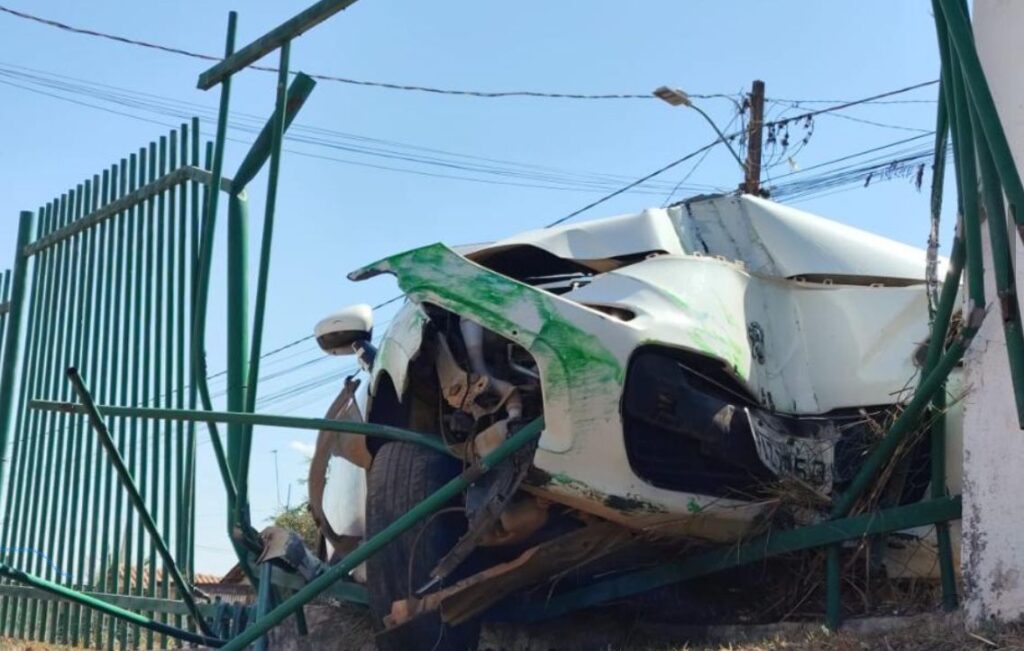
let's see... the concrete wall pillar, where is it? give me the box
[961,0,1024,627]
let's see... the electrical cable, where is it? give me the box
[0,3,940,112]
[767,133,934,183]
[769,145,946,202]
[2,59,942,215]
[768,94,938,105]
[544,137,728,227]
[548,82,939,227]
[0,4,730,102]
[661,110,744,206]
[810,111,932,134]
[0,65,718,197]
[762,81,939,123]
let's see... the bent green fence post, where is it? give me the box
[936,0,1024,245]
[941,0,1024,429]
[971,109,1024,428]
[230,74,315,190]
[923,78,960,612]
[927,86,950,318]
[823,45,983,612]
[66,368,215,639]
[192,13,255,590]
[234,71,316,525]
[237,45,301,523]
[931,0,972,615]
[224,71,316,572]
[830,310,981,519]
[193,0,363,599]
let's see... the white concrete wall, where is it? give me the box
[961,0,1024,627]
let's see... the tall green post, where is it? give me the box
[0,211,34,489]
[225,194,250,534]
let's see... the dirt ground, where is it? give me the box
[261,604,1024,651]
[4,607,1024,650]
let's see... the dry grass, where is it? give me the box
[5,610,1024,650]
[489,613,1024,651]
[0,640,75,651]
[648,621,1024,651]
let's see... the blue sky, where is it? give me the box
[0,1,951,573]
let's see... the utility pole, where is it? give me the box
[744,79,766,195]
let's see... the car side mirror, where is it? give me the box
[315,304,373,356]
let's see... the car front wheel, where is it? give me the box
[365,441,481,651]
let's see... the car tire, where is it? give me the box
[365,441,481,651]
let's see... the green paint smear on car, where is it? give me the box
[355,244,623,398]
[656,287,749,377]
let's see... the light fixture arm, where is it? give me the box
[653,85,748,178]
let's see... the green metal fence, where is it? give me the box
[0,121,215,648]
[0,3,337,645]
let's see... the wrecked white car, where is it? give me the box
[311,193,960,650]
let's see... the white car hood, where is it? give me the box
[468,194,930,283]
[676,194,930,281]
[468,208,684,268]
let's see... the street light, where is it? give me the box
[653,85,747,176]
[653,86,692,106]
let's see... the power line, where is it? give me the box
[759,81,939,127]
[766,133,934,183]
[661,110,744,206]
[0,4,730,102]
[768,95,938,105]
[545,137,731,227]
[812,111,932,134]
[0,63,720,198]
[547,81,943,227]
[0,3,940,110]
[0,76,681,196]
[768,99,932,134]
[769,144,944,202]
[0,60,646,178]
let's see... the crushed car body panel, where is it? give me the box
[345,193,955,538]
[464,194,934,282]
[469,207,685,270]
[675,194,933,281]
[352,242,626,455]
[352,242,771,532]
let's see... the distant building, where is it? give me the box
[102,565,254,605]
